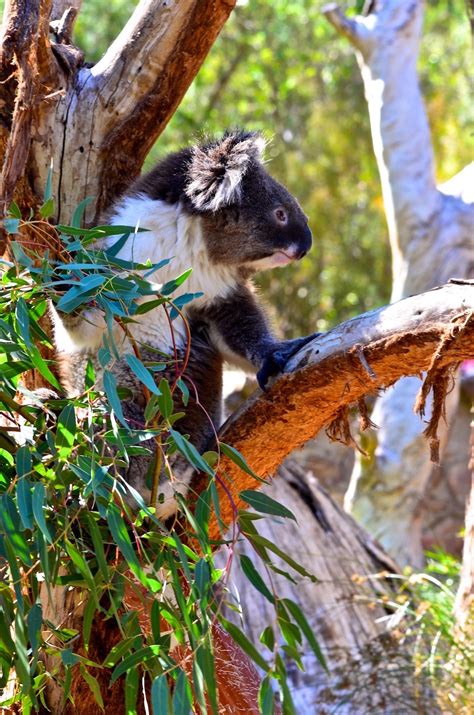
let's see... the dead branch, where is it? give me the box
[191,282,474,538]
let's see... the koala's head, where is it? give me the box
[183,131,312,271]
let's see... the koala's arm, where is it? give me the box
[200,285,319,388]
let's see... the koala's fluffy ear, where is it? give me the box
[185,131,266,212]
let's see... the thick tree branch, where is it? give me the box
[89,0,237,217]
[191,283,474,538]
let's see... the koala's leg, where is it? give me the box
[196,286,321,389]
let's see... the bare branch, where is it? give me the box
[322,3,368,50]
[190,283,474,538]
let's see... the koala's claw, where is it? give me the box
[257,332,323,389]
[257,354,282,390]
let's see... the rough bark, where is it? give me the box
[0,0,237,232]
[1,1,239,711]
[191,281,474,540]
[324,0,474,566]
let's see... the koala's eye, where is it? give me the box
[274,207,288,225]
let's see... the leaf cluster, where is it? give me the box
[0,198,326,713]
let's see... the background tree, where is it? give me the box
[322,0,473,567]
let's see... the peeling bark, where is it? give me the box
[324,0,474,566]
[190,282,474,539]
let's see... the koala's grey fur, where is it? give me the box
[52,130,315,519]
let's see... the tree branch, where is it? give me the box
[323,0,443,281]
[191,282,474,538]
[322,3,369,50]
[89,0,236,217]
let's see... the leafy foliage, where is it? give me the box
[0,201,325,713]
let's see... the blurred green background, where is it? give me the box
[12,0,474,336]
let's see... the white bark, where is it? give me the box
[324,0,474,566]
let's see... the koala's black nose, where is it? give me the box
[297,249,307,260]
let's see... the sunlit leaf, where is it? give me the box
[240,490,296,520]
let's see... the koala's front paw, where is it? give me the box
[257,332,322,389]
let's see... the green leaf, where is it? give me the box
[29,346,61,390]
[176,378,189,407]
[15,298,31,348]
[110,645,161,683]
[172,669,192,715]
[56,403,76,449]
[107,506,145,586]
[103,370,129,430]
[39,197,55,218]
[81,666,104,711]
[243,533,317,582]
[282,598,327,671]
[240,554,275,604]
[220,443,261,480]
[56,274,106,313]
[44,163,53,202]
[32,483,53,544]
[125,666,139,714]
[82,595,97,653]
[27,603,43,653]
[17,478,34,531]
[4,218,20,234]
[260,626,275,653]
[61,649,80,667]
[71,197,94,228]
[82,513,109,582]
[16,445,32,478]
[0,495,32,566]
[160,268,193,296]
[8,201,22,219]
[125,354,161,395]
[169,429,214,477]
[240,490,296,521]
[218,617,268,672]
[85,358,95,389]
[194,558,210,601]
[157,378,173,420]
[258,676,275,715]
[10,241,32,266]
[103,637,141,668]
[151,674,170,715]
[65,540,97,601]
[14,608,31,692]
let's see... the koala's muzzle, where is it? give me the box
[286,222,312,260]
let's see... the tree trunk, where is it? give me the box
[0,0,236,231]
[219,460,440,713]
[324,0,474,567]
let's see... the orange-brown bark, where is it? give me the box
[190,282,474,539]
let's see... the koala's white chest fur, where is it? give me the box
[55,196,237,356]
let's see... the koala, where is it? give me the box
[53,131,316,518]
